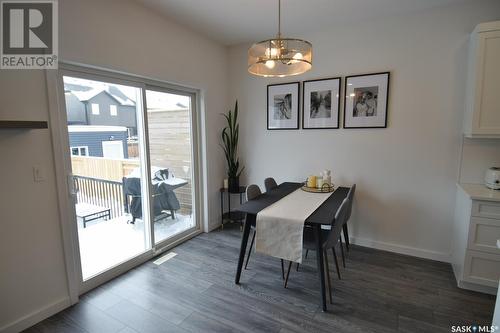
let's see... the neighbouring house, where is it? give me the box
[68,125,129,159]
[65,83,138,136]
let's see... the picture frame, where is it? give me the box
[343,72,390,129]
[302,77,341,129]
[267,82,300,130]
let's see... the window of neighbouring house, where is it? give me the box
[110,104,118,116]
[91,103,100,115]
[71,146,88,156]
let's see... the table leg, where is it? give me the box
[314,225,327,311]
[220,191,224,230]
[240,193,244,231]
[343,223,350,251]
[235,214,253,284]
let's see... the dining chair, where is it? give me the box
[284,198,350,305]
[343,184,356,252]
[305,184,355,267]
[244,184,285,279]
[264,177,278,192]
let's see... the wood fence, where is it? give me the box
[147,109,192,214]
[70,107,194,215]
[71,156,138,182]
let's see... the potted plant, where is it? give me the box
[221,101,244,192]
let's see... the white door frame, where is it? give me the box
[45,62,206,300]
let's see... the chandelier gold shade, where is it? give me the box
[247,0,312,77]
[248,38,312,77]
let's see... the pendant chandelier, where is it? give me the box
[248,0,312,77]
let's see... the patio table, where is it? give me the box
[75,203,111,228]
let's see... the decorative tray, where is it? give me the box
[301,184,335,193]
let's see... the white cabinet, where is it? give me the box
[464,21,500,138]
[452,184,500,294]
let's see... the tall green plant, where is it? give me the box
[221,101,244,179]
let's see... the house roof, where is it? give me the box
[64,80,135,107]
[64,77,190,111]
[68,125,128,132]
[70,89,135,106]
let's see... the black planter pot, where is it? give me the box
[228,176,240,193]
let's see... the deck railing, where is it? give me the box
[73,175,125,219]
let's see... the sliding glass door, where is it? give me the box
[63,75,150,280]
[144,89,197,245]
[58,66,200,290]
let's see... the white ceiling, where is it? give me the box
[134,0,468,45]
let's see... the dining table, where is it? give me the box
[235,182,350,311]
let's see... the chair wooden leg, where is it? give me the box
[281,259,285,280]
[343,223,350,252]
[284,261,293,288]
[244,230,256,270]
[339,240,346,268]
[324,250,333,304]
[332,247,341,280]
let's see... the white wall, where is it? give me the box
[459,138,500,184]
[0,71,71,331]
[228,0,500,262]
[0,0,228,331]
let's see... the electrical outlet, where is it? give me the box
[33,165,45,182]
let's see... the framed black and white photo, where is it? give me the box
[267,82,300,130]
[343,72,390,128]
[302,77,340,129]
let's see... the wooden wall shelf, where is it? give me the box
[0,120,48,129]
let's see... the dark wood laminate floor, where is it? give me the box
[25,224,495,333]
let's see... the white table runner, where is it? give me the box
[255,188,332,263]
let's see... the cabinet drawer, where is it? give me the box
[472,200,500,219]
[464,250,500,287]
[468,217,500,254]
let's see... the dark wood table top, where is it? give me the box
[237,182,350,226]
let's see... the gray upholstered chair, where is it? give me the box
[306,184,356,267]
[264,177,278,192]
[343,184,356,253]
[285,198,350,304]
[244,184,261,270]
[246,184,261,201]
[244,184,285,278]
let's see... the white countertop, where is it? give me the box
[458,183,500,202]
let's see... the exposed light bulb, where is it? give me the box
[266,47,279,57]
[292,52,303,60]
[265,60,275,69]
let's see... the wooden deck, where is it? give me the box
[25,223,495,333]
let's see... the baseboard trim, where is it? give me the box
[457,280,497,295]
[0,297,71,333]
[350,236,451,263]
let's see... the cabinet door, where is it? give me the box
[468,216,500,254]
[464,250,500,287]
[470,30,500,135]
[472,200,500,220]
